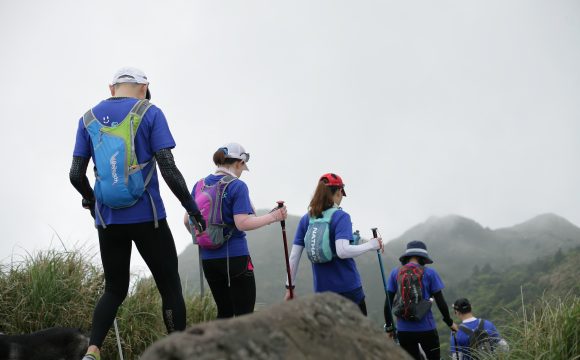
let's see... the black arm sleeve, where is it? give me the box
[155,148,199,215]
[433,290,454,327]
[384,291,396,326]
[69,156,94,201]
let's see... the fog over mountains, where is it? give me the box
[178,212,580,321]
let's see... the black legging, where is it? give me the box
[90,219,185,347]
[398,330,440,360]
[202,255,256,318]
[357,298,367,316]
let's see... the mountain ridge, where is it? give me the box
[178,212,580,325]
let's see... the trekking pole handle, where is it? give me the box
[277,201,286,227]
[371,228,378,238]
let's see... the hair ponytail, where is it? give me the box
[213,148,241,166]
[213,148,227,165]
[308,181,340,218]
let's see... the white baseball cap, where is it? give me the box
[111,67,151,100]
[221,142,250,170]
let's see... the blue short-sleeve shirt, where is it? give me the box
[72,98,175,225]
[387,263,445,331]
[193,174,254,260]
[294,209,364,297]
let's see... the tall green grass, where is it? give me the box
[501,293,580,360]
[0,248,216,359]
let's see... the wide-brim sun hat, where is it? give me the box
[399,240,433,264]
[111,67,151,100]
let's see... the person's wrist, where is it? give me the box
[82,198,94,209]
[268,212,278,224]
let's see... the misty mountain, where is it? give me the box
[178,212,580,323]
[381,213,580,286]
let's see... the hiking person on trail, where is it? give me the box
[450,298,508,360]
[70,67,205,360]
[284,173,383,315]
[184,143,287,319]
[383,240,458,360]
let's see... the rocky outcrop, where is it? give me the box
[141,292,410,360]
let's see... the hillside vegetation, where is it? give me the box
[0,248,216,360]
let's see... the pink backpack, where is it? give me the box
[193,175,237,249]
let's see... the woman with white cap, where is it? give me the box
[184,142,287,318]
[384,240,458,360]
[284,173,383,315]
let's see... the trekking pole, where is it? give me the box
[198,249,204,297]
[189,217,205,297]
[453,332,460,360]
[372,227,397,342]
[277,201,294,299]
[113,318,124,360]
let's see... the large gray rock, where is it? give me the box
[141,292,411,360]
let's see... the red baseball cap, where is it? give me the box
[319,173,346,196]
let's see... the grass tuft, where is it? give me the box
[0,247,216,359]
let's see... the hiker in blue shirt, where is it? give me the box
[184,143,287,319]
[70,67,206,360]
[284,173,383,315]
[450,298,508,360]
[384,240,458,360]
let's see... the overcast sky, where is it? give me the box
[1,0,578,273]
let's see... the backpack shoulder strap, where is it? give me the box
[129,99,152,118]
[218,175,237,185]
[322,206,339,220]
[477,319,486,331]
[83,109,98,128]
[459,324,474,336]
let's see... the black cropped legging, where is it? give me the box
[90,219,186,347]
[202,255,256,319]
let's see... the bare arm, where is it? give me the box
[233,206,287,231]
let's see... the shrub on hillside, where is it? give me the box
[0,248,216,359]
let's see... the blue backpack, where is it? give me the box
[304,207,339,263]
[83,99,158,227]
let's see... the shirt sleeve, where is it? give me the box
[148,106,176,152]
[293,215,309,247]
[231,181,254,216]
[72,118,91,158]
[387,268,398,293]
[332,211,353,240]
[427,268,445,295]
